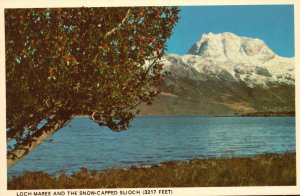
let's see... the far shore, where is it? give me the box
[241,111,295,117]
[76,111,295,118]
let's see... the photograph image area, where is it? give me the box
[5,4,295,189]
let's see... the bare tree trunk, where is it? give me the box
[7,114,74,169]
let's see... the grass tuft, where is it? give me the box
[8,152,296,189]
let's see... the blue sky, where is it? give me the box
[166,5,294,57]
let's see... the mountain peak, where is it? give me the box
[187,32,275,64]
[202,32,239,39]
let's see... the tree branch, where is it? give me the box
[104,9,131,38]
[7,112,74,169]
[7,102,63,141]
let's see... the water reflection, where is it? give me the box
[8,116,295,176]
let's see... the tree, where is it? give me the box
[6,7,179,168]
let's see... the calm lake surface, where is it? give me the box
[8,116,295,177]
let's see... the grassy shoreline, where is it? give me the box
[8,152,296,189]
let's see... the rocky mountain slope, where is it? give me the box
[140,32,295,115]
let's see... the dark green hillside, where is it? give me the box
[139,75,295,116]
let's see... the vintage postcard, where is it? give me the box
[1,0,299,195]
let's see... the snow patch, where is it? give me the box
[163,32,294,87]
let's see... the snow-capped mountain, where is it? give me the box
[140,32,295,115]
[162,32,294,88]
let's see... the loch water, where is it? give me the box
[8,116,295,177]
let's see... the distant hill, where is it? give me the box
[139,32,295,116]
